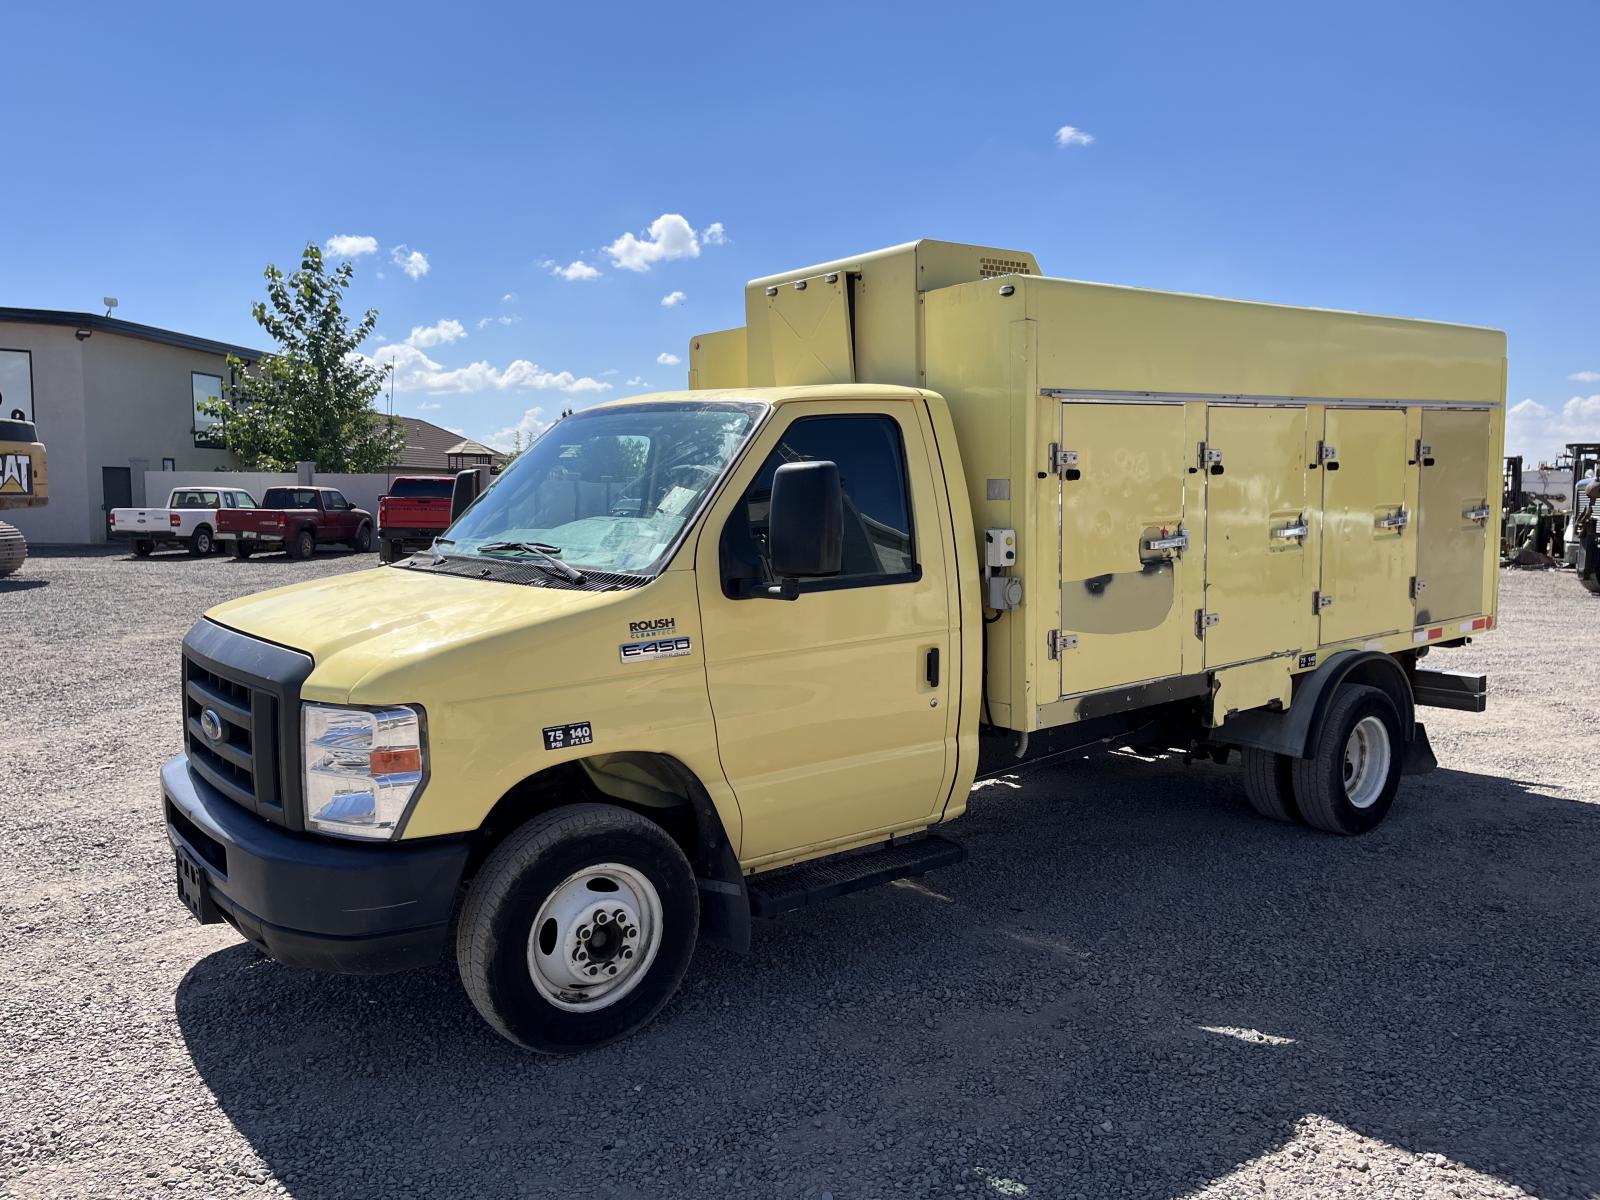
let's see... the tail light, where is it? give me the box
[109,512,116,526]
[170,513,182,527]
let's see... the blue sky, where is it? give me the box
[3,2,1596,463]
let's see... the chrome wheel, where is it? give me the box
[1342,715,1391,810]
[526,863,663,1012]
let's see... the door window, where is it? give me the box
[721,414,917,597]
[323,491,349,510]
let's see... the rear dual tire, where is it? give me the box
[1241,684,1403,836]
[456,804,698,1054]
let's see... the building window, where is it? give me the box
[0,349,34,422]
[162,457,176,471]
[192,372,226,448]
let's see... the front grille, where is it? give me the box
[181,620,313,829]
[184,656,278,815]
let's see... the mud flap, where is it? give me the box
[1401,722,1437,776]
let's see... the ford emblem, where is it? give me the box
[200,708,224,742]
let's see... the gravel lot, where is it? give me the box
[1,548,1597,1200]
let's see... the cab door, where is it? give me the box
[694,401,955,863]
[1318,408,1414,643]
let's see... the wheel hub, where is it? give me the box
[526,863,662,1012]
[1342,715,1391,810]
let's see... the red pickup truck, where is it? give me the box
[217,486,373,560]
[377,475,455,562]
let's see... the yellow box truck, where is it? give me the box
[162,240,1501,1051]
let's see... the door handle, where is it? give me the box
[926,647,940,688]
[1274,522,1310,541]
[1377,510,1410,531]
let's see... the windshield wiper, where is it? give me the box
[474,541,587,584]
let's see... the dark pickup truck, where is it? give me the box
[216,486,373,559]
[377,475,454,562]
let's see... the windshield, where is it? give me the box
[444,401,763,575]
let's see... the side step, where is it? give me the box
[746,834,965,918]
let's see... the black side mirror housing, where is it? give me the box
[449,469,481,525]
[765,460,843,595]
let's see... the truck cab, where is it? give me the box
[217,485,373,559]
[163,240,1504,1053]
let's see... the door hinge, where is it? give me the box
[1047,629,1078,659]
[1411,576,1426,600]
[1314,591,1334,612]
[1195,609,1220,637]
[1318,441,1339,464]
[1048,444,1079,477]
[1199,443,1224,471]
[1417,439,1433,460]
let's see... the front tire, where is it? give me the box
[456,804,698,1053]
[1291,684,1403,835]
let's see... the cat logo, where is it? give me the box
[0,453,32,496]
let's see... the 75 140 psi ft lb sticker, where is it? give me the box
[620,636,692,663]
[542,722,594,751]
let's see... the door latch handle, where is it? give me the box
[926,647,940,688]
[1143,529,1189,554]
[1463,505,1491,523]
[1274,523,1310,541]
[1377,510,1410,531]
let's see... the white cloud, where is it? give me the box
[660,290,687,307]
[1507,393,1600,464]
[502,292,517,303]
[606,214,701,272]
[1570,370,1600,383]
[486,407,553,453]
[626,376,649,387]
[703,222,728,246]
[1055,125,1095,147]
[476,315,521,330]
[404,318,466,349]
[601,368,620,376]
[544,258,601,282]
[363,342,611,396]
[416,401,441,411]
[391,244,431,279]
[656,352,681,366]
[325,234,379,258]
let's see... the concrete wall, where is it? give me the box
[143,471,394,517]
[2,320,238,544]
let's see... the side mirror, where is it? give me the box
[766,460,843,595]
[449,470,481,524]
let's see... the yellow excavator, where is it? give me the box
[0,417,47,578]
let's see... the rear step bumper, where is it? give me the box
[1413,668,1488,713]
[747,834,965,918]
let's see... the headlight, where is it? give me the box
[301,704,426,840]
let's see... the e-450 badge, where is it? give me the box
[620,636,692,663]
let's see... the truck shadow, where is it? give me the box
[175,759,1600,1199]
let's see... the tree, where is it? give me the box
[202,244,403,471]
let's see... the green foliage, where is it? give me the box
[201,244,404,471]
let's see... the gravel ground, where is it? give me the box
[1,549,1597,1200]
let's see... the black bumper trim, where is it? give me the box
[162,755,467,974]
[378,526,443,544]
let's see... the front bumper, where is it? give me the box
[161,754,468,974]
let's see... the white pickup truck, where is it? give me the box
[109,487,258,557]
